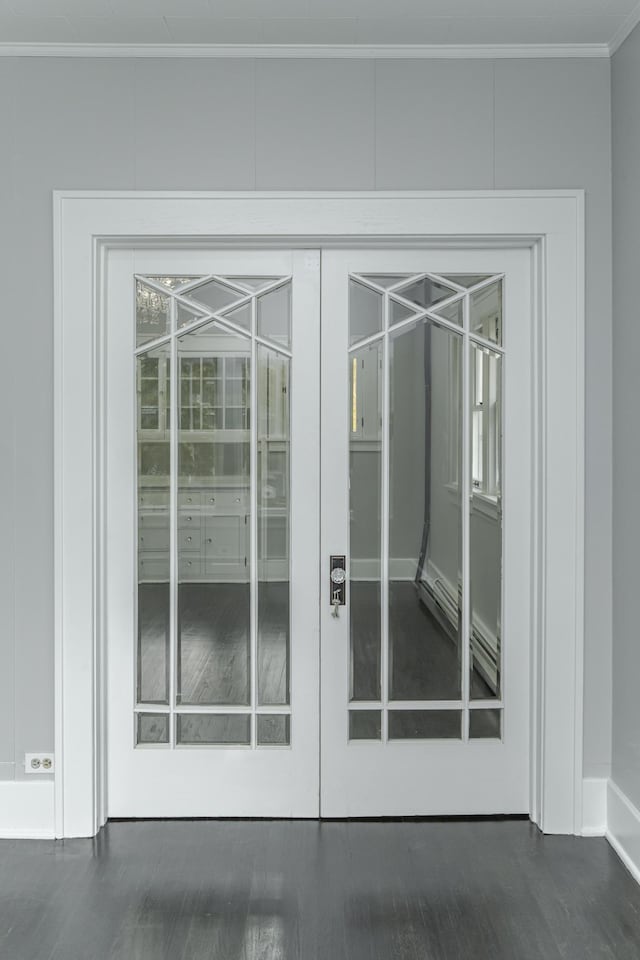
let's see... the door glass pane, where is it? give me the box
[136,713,169,745]
[469,709,502,739]
[470,279,502,345]
[388,710,462,740]
[257,282,291,349]
[224,277,279,294]
[177,320,251,706]
[394,276,457,311]
[186,278,245,314]
[257,345,290,706]
[360,274,412,289]
[149,276,200,291]
[177,714,251,745]
[136,280,170,347]
[389,298,416,327]
[137,343,170,705]
[349,342,382,702]
[177,301,206,331]
[389,320,462,701]
[349,710,381,741]
[349,279,383,346]
[470,343,502,700]
[432,297,463,327]
[257,715,290,745]
[221,302,252,334]
[440,274,491,289]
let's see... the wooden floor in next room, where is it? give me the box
[1,819,640,960]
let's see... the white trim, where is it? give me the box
[607,780,640,886]
[54,189,585,836]
[609,3,640,55]
[0,41,611,60]
[572,191,587,836]
[0,782,55,840]
[581,777,608,836]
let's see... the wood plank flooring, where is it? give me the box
[140,579,488,711]
[1,820,640,960]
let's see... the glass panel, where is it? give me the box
[389,321,462,701]
[257,346,291,706]
[177,320,251,707]
[388,710,462,740]
[394,276,456,311]
[187,278,244,314]
[349,710,381,741]
[221,302,252,334]
[432,298,463,327]
[470,279,502,345]
[137,342,170,705]
[136,280,170,347]
[440,274,491,289]
[177,714,251,745]
[349,279,383,346]
[149,276,200,290]
[360,274,412,289]
[349,342,382,701]
[224,276,280,293]
[389,298,416,327]
[257,282,291,349]
[177,301,206,331]
[470,343,502,700]
[136,713,169,745]
[469,709,502,739]
[257,715,290,745]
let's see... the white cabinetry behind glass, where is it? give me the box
[137,347,289,584]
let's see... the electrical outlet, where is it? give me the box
[25,753,54,774]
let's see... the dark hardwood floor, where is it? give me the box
[1,819,640,960]
[141,579,489,712]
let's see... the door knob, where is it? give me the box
[330,555,346,617]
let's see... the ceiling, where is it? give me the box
[0,0,638,51]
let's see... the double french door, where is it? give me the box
[106,246,531,818]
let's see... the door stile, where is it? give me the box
[381,293,390,744]
[169,295,178,749]
[461,287,471,742]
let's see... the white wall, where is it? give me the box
[0,56,611,783]
[611,27,640,811]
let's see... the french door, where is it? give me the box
[106,246,531,818]
[107,249,321,817]
[320,250,531,816]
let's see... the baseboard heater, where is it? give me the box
[416,575,500,695]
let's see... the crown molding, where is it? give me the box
[0,41,611,59]
[609,1,640,55]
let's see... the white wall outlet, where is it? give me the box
[25,753,54,774]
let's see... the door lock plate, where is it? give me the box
[330,555,347,608]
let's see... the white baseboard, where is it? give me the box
[581,777,608,836]
[606,780,640,885]
[0,781,55,839]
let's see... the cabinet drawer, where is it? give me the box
[139,556,170,581]
[179,529,201,551]
[139,491,169,508]
[179,490,202,507]
[179,558,201,578]
[204,515,247,562]
[139,528,170,551]
[179,511,201,527]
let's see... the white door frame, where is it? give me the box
[53,190,585,838]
